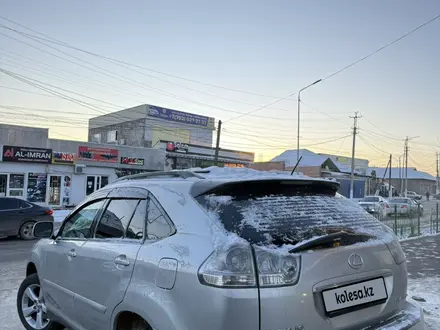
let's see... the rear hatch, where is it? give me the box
[194,179,408,330]
[388,198,410,213]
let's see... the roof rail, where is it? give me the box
[115,170,205,182]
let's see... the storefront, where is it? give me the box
[156,140,254,170]
[1,143,165,207]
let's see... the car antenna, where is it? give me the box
[290,156,303,175]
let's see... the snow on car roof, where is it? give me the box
[187,166,337,183]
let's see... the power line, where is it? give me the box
[320,13,440,83]
[0,28,292,120]
[0,15,287,100]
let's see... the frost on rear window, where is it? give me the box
[198,194,390,247]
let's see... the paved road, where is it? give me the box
[0,238,36,263]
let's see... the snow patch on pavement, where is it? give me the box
[408,277,440,330]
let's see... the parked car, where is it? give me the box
[358,195,387,217]
[386,197,420,216]
[17,171,424,330]
[0,197,54,240]
[401,191,422,200]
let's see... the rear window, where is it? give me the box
[362,197,379,202]
[194,180,385,246]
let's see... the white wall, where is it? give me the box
[70,167,117,205]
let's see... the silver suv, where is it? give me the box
[17,170,425,330]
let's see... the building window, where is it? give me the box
[9,174,25,197]
[92,133,101,143]
[107,130,118,143]
[0,174,7,196]
[86,175,109,196]
[28,173,48,203]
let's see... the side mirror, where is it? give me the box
[33,221,54,238]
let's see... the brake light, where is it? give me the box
[198,243,301,288]
[45,209,53,215]
[401,205,407,209]
[385,204,389,208]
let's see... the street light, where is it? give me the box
[297,79,322,165]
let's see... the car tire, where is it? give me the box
[19,221,36,240]
[17,273,64,330]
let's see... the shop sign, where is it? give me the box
[121,157,145,166]
[52,151,76,165]
[166,141,189,154]
[2,145,52,164]
[148,105,215,129]
[78,146,118,163]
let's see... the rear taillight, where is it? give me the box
[401,205,407,209]
[45,209,53,215]
[198,243,301,288]
[254,246,301,287]
[198,244,256,288]
[385,203,389,208]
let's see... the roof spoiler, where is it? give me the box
[190,178,340,198]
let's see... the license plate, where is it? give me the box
[322,277,388,314]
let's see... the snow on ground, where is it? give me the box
[408,277,440,329]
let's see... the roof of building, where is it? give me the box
[367,167,436,181]
[271,149,362,174]
[271,149,331,168]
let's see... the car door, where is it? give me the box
[72,187,147,330]
[39,194,108,329]
[0,197,20,236]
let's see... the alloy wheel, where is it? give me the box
[21,284,50,329]
[21,222,35,240]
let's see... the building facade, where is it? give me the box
[367,167,436,195]
[318,153,369,175]
[88,104,216,148]
[0,124,165,208]
[156,140,254,170]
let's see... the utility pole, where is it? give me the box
[349,112,361,199]
[389,154,392,198]
[214,120,222,165]
[436,152,439,194]
[398,156,402,194]
[404,137,409,197]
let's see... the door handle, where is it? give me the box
[114,255,130,267]
[67,250,76,258]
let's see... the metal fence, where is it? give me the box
[372,203,440,239]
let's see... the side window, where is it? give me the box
[146,198,173,240]
[17,199,31,209]
[126,200,147,240]
[95,199,139,239]
[60,200,106,239]
[0,198,11,211]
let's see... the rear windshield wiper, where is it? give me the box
[289,230,373,253]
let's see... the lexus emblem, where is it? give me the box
[348,253,364,269]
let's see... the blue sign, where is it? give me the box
[148,105,214,128]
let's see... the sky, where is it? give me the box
[0,0,440,173]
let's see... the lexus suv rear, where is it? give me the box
[17,170,424,330]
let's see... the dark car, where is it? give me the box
[0,197,54,240]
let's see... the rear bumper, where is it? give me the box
[362,300,424,330]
